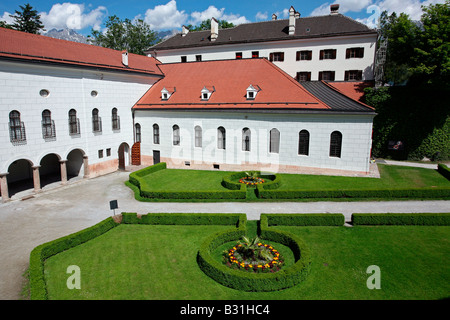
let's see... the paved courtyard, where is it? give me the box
[0,169,449,299]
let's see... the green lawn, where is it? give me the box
[44,223,450,300]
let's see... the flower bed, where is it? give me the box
[239,176,265,186]
[224,238,284,273]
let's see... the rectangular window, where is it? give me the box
[98,150,103,158]
[296,72,311,82]
[319,49,337,60]
[346,47,364,59]
[235,52,242,59]
[252,51,259,58]
[196,55,202,62]
[181,56,187,62]
[344,70,363,81]
[106,148,111,157]
[269,52,284,62]
[318,71,335,81]
[296,50,312,61]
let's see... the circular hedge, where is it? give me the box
[221,171,282,190]
[197,225,310,292]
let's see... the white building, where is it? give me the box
[133,58,376,176]
[0,28,162,201]
[148,5,378,82]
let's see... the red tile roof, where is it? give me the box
[327,81,374,103]
[134,58,330,110]
[0,27,163,76]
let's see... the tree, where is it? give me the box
[90,15,157,55]
[379,1,449,87]
[9,3,44,34]
[185,19,235,32]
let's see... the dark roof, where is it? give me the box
[150,14,376,51]
[300,81,375,113]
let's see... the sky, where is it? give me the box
[0,0,446,35]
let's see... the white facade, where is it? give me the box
[0,60,158,200]
[152,34,377,81]
[134,110,374,174]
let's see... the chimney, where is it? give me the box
[122,50,128,66]
[272,13,277,20]
[289,6,296,35]
[182,25,189,37]
[330,4,340,14]
[211,17,218,41]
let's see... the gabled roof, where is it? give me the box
[0,27,163,76]
[150,14,376,51]
[133,58,375,114]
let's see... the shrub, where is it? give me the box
[438,163,450,180]
[351,213,450,225]
[265,213,345,226]
[222,171,280,191]
[128,162,167,187]
[121,212,245,226]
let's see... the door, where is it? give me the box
[153,150,160,165]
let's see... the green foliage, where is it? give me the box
[8,3,44,34]
[265,213,345,226]
[90,15,158,55]
[121,212,245,226]
[379,1,450,87]
[438,163,450,180]
[185,19,235,31]
[352,213,450,225]
[29,217,119,300]
[365,86,450,160]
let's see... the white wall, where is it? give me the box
[0,61,157,174]
[153,34,377,81]
[134,110,374,173]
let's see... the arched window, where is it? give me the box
[42,109,55,139]
[92,108,101,132]
[298,130,310,156]
[195,125,202,148]
[242,128,251,151]
[135,123,141,143]
[329,131,342,158]
[269,128,280,153]
[68,109,79,135]
[173,125,180,146]
[9,110,26,142]
[217,126,226,149]
[153,123,160,144]
[112,108,120,130]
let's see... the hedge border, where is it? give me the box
[197,214,311,292]
[222,171,281,191]
[438,164,450,180]
[29,217,119,300]
[264,213,345,226]
[351,212,450,225]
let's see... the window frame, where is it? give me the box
[329,131,343,158]
[242,127,251,152]
[298,130,310,156]
[153,123,160,144]
[173,124,180,146]
[217,126,226,150]
[195,125,202,148]
[269,128,280,154]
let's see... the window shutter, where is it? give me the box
[318,72,323,80]
[346,49,350,59]
[319,50,324,60]
[296,51,300,61]
[358,70,363,80]
[344,71,349,81]
[308,51,312,60]
[332,49,337,59]
[331,71,335,81]
[280,52,285,61]
[269,53,273,62]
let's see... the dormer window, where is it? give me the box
[161,87,175,100]
[246,84,260,100]
[201,86,215,101]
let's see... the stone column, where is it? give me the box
[32,165,41,193]
[0,173,9,203]
[60,160,67,185]
[83,155,90,178]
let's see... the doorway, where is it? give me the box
[153,150,160,164]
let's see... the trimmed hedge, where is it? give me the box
[29,217,119,300]
[265,213,345,226]
[121,212,245,226]
[197,214,311,292]
[438,163,450,180]
[352,212,450,226]
[128,162,166,187]
[256,187,450,200]
[222,171,280,190]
